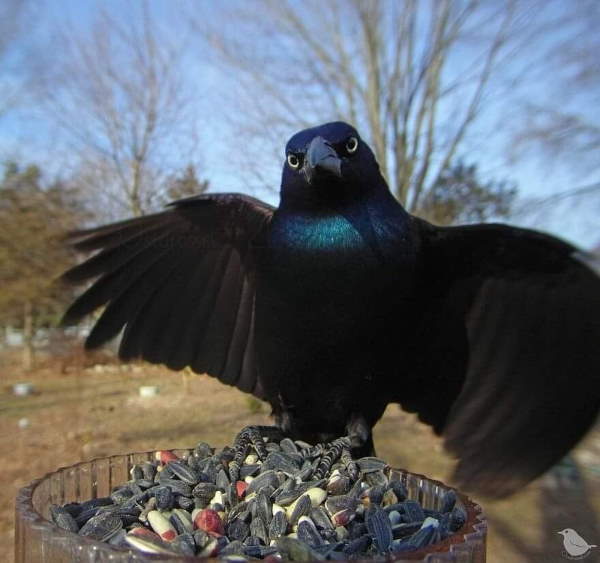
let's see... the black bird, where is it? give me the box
[62,121,600,497]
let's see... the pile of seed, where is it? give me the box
[50,436,467,560]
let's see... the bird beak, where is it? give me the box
[304,136,342,184]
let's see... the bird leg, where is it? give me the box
[341,445,359,481]
[229,425,284,481]
[309,437,359,480]
[229,415,372,482]
[304,415,372,480]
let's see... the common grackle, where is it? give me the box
[62,121,600,497]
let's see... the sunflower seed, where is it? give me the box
[364,470,388,488]
[170,508,193,534]
[392,521,423,539]
[255,490,273,526]
[240,464,261,479]
[356,457,388,473]
[288,494,312,527]
[159,478,192,497]
[280,438,299,455]
[135,478,156,490]
[275,536,324,561]
[192,482,218,504]
[250,516,269,544]
[125,528,174,555]
[217,468,231,491]
[154,486,174,510]
[296,465,314,481]
[220,539,246,556]
[310,506,334,532]
[168,460,201,485]
[327,471,351,496]
[193,528,211,549]
[441,489,457,513]
[79,497,113,512]
[366,506,392,553]
[449,505,467,532]
[50,505,79,533]
[268,510,288,539]
[171,532,196,556]
[193,441,213,460]
[343,533,371,555]
[78,512,122,542]
[264,451,301,475]
[276,480,326,506]
[404,519,438,549]
[140,462,157,481]
[247,470,280,496]
[297,516,324,547]
[176,494,194,511]
[52,433,469,560]
[74,506,103,527]
[361,485,385,506]
[400,499,425,522]
[347,519,368,539]
[388,480,408,502]
[227,518,250,542]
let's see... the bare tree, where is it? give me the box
[197,0,522,212]
[38,5,199,219]
[512,0,600,178]
[0,0,34,117]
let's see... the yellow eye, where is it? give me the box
[287,154,300,169]
[346,136,358,154]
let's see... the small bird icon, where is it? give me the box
[558,528,597,558]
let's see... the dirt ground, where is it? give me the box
[1,353,599,563]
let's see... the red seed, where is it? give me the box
[161,529,176,541]
[155,450,179,464]
[129,527,161,540]
[194,508,224,536]
[333,509,355,527]
[235,480,248,498]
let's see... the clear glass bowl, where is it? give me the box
[15,449,487,562]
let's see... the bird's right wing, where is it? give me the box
[61,193,274,398]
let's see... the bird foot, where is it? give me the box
[304,437,359,481]
[296,415,371,481]
[229,425,284,481]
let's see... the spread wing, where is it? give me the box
[61,193,274,399]
[401,219,600,497]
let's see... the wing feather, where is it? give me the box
[404,219,600,497]
[62,193,274,400]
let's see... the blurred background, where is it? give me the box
[1,1,598,562]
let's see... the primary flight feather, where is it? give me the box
[62,121,600,497]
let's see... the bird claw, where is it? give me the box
[341,446,359,481]
[312,437,352,480]
[230,425,284,481]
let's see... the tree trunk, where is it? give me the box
[22,300,34,370]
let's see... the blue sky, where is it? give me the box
[1,0,598,248]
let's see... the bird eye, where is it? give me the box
[345,136,359,154]
[287,154,300,169]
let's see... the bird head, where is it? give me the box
[280,121,386,208]
[558,529,573,536]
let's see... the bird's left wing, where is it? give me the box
[61,194,274,398]
[397,218,600,497]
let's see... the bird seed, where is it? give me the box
[50,434,468,560]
